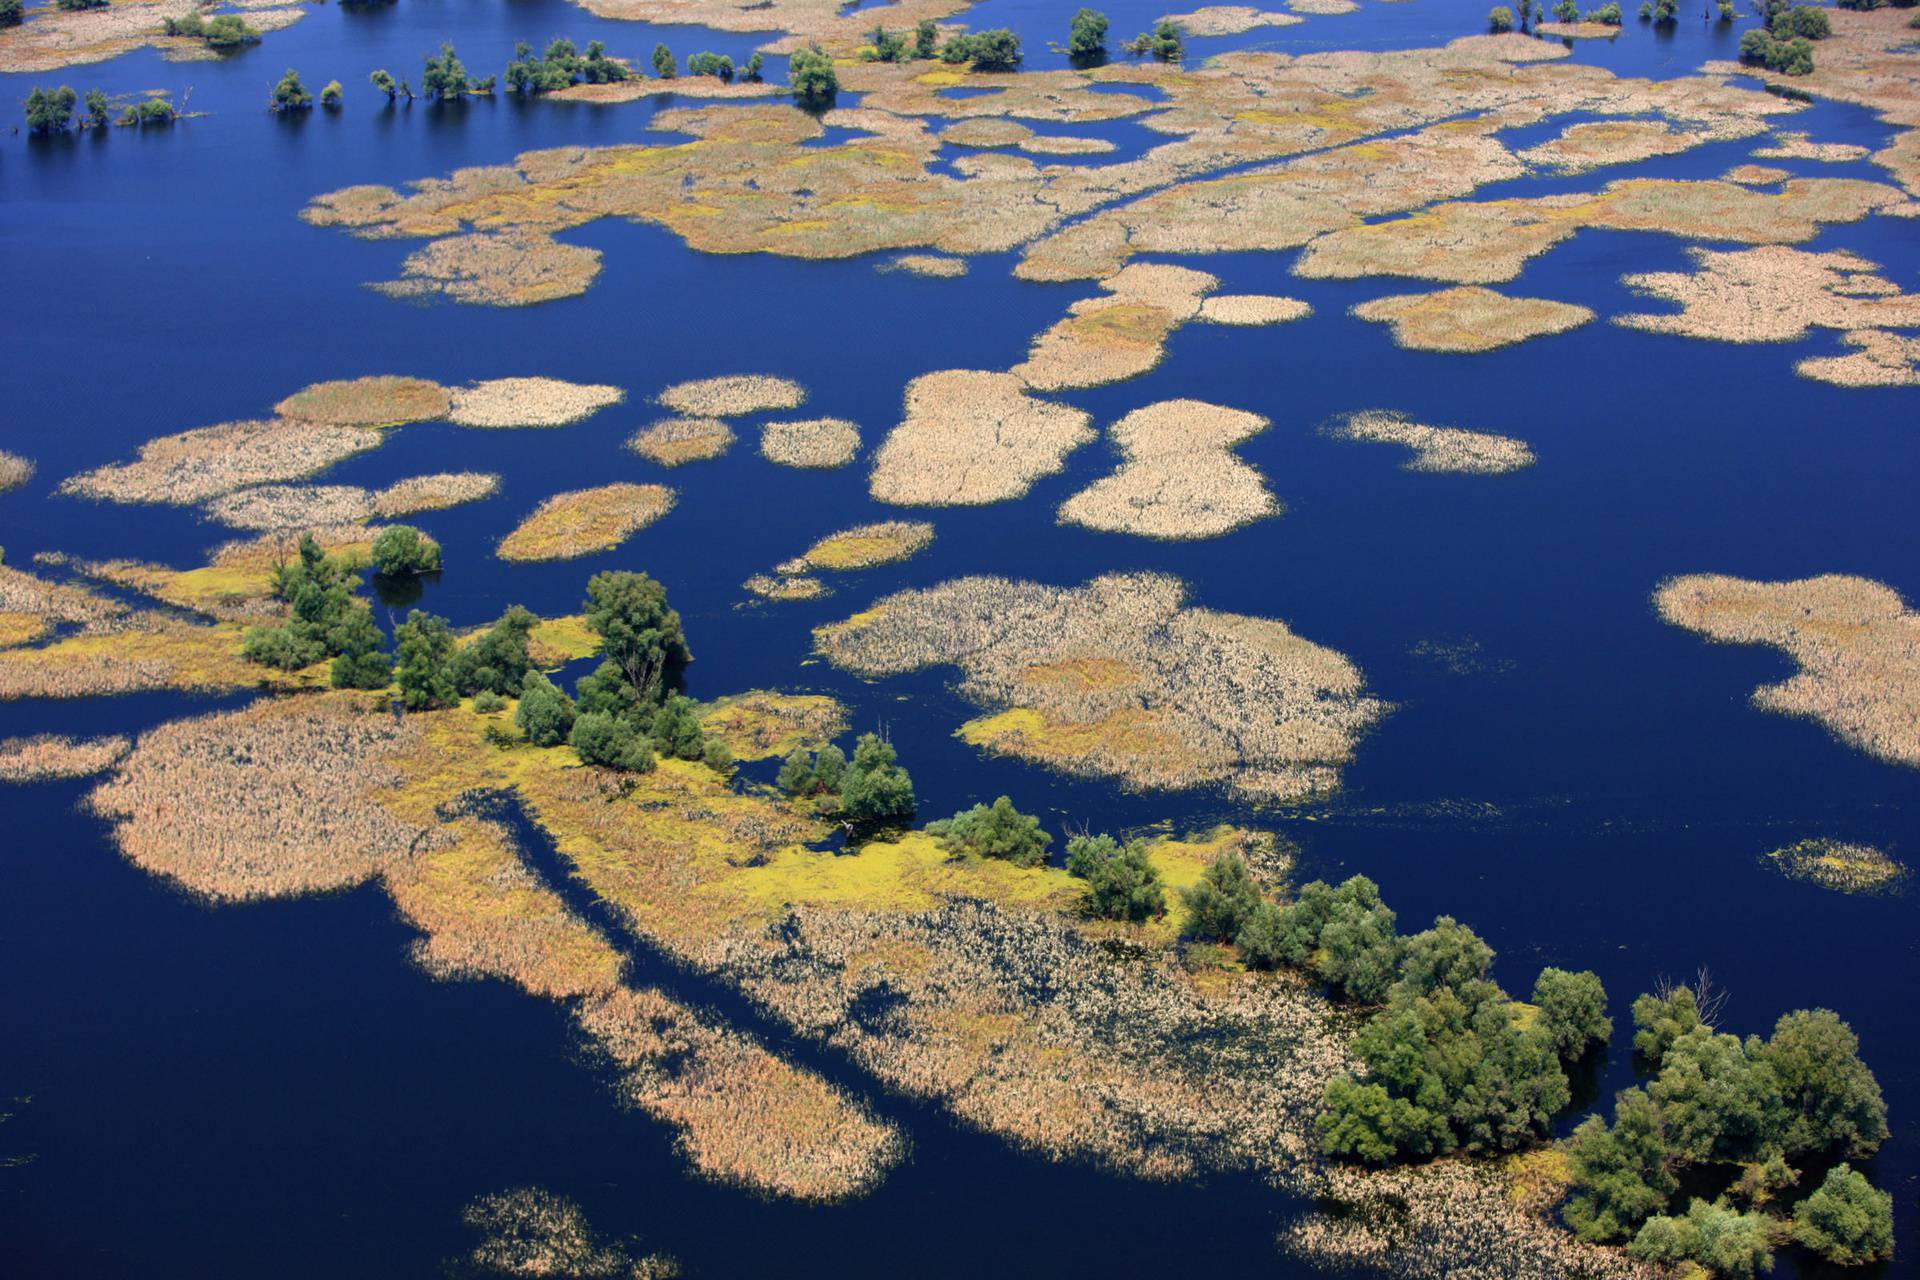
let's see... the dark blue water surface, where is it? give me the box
[3,0,1918,1275]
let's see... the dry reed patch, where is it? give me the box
[1353,287,1593,352]
[1518,119,1711,175]
[1162,6,1303,35]
[697,692,847,761]
[0,0,207,74]
[1655,573,1920,769]
[1197,295,1311,325]
[1335,410,1535,473]
[761,418,861,469]
[1014,264,1220,391]
[0,451,33,495]
[61,419,381,506]
[0,614,49,648]
[87,698,429,901]
[1754,132,1871,163]
[657,375,806,418]
[626,418,736,467]
[1618,246,1920,344]
[0,614,309,700]
[1724,164,1791,185]
[870,370,1094,506]
[549,76,786,103]
[1765,838,1908,895]
[497,484,675,561]
[884,254,968,278]
[0,734,131,782]
[1797,330,1920,389]
[1290,0,1357,11]
[375,230,604,307]
[802,521,935,571]
[745,573,829,601]
[449,378,625,428]
[461,1188,677,1279]
[0,563,126,627]
[204,484,373,531]
[373,472,501,517]
[1058,399,1280,540]
[79,527,372,623]
[273,377,451,428]
[942,118,1033,149]
[1534,20,1622,37]
[817,571,1385,798]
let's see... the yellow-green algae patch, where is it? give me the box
[800,521,935,570]
[818,571,1386,800]
[1765,838,1908,895]
[1334,410,1535,474]
[869,370,1093,506]
[273,376,452,428]
[1353,287,1594,353]
[1655,573,1920,769]
[0,733,131,782]
[627,417,737,466]
[1058,399,1280,540]
[0,613,51,648]
[497,484,676,561]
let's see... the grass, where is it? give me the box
[0,613,50,648]
[497,484,676,561]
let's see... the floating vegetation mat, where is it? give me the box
[1798,330,1920,389]
[1058,400,1279,540]
[884,254,968,278]
[1334,410,1534,474]
[460,1188,677,1280]
[0,733,131,783]
[0,451,33,495]
[1163,6,1303,35]
[61,419,381,506]
[373,472,502,517]
[1353,287,1594,353]
[1197,295,1311,326]
[761,418,860,469]
[800,521,935,571]
[1753,132,1872,163]
[942,118,1114,157]
[1723,164,1791,186]
[744,573,829,602]
[1014,264,1219,391]
[1765,838,1908,895]
[449,378,625,428]
[1617,246,1920,345]
[274,376,452,428]
[203,473,500,530]
[870,370,1093,506]
[627,418,737,467]
[497,484,676,561]
[1655,573,1920,769]
[1517,120,1731,176]
[697,692,846,762]
[376,230,605,307]
[657,375,806,418]
[818,572,1386,799]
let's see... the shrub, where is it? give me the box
[1563,1090,1678,1241]
[687,51,735,80]
[1586,1,1622,21]
[371,524,442,577]
[1181,850,1262,942]
[1631,985,1703,1066]
[743,52,764,80]
[912,19,938,58]
[651,43,676,77]
[778,743,847,799]
[25,86,78,132]
[328,610,391,690]
[1065,833,1163,921]
[472,690,506,714]
[647,694,706,760]
[452,605,538,697]
[583,571,690,704]
[864,27,906,61]
[1760,1008,1887,1159]
[1123,20,1182,58]
[371,68,398,98]
[320,80,344,108]
[394,611,457,709]
[1791,1164,1894,1264]
[1532,967,1612,1059]
[83,88,108,127]
[569,711,654,771]
[1552,0,1577,17]
[789,45,836,104]
[271,68,312,111]
[1489,5,1515,31]
[422,43,471,99]
[1068,7,1108,58]
[701,740,733,775]
[122,97,175,126]
[930,796,1051,865]
[1273,875,1402,1003]
[1775,3,1831,37]
[1318,1077,1447,1163]
[1627,1200,1772,1279]
[1637,0,1677,23]
[515,671,576,746]
[1739,28,1815,74]
[839,732,913,824]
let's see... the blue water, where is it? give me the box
[3,1,1918,1275]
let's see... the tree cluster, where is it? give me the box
[163,12,258,46]
[1065,833,1164,921]
[1587,2,1623,23]
[370,525,442,578]
[1067,8,1109,60]
[1739,27,1815,74]
[940,28,1023,69]
[1122,20,1183,60]
[1762,0,1832,38]
[272,68,312,112]
[929,795,1050,865]
[25,86,77,132]
[686,51,736,80]
[505,38,630,93]
[241,535,390,689]
[789,46,838,105]
[424,43,492,98]
[1637,0,1678,25]
[777,733,914,824]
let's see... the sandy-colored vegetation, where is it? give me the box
[1518,119,1725,175]
[942,119,1114,156]
[1014,264,1219,390]
[203,485,376,531]
[698,692,846,762]
[870,370,1093,506]
[1334,410,1535,473]
[0,563,125,627]
[1197,295,1311,326]
[1618,246,1920,344]
[1162,6,1303,35]
[800,522,935,571]
[884,254,968,278]
[657,375,805,418]
[376,230,605,307]
[497,484,676,561]
[1723,164,1791,186]
[61,419,381,506]
[627,418,736,467]
[1534,20,1623,38]
[80,526,372,623]
[1753,132,1872,163]
[449,378,625,428]
[745,573,829,601]
[1353,287,1594,353]
[461,1187,677,1279]
[1059,400,1279,539]
[0,451,33,495]
[1655,573,1920,769]
[1290,0,1356,12]
[1797,330,1920,389]
[1765,838,1908,895]
[819,572,1385,799]
[0,613,50,648]
[0,0,304,74]
[374,472,502,517]
[274,376,451,428]
[760,418,860,469]
[0,734,131,782]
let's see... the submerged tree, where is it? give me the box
[1067,7,1109,60]
[26,85,78,132]
[271,68,312,111]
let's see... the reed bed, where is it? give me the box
[1618,246,1920,343]
[760,418,860,469]
[1754,132,1871,162]
[0,563,126,626]
[497,484,676,561]
[0,613,49,648]
[375,230,605,307]
[1655,573,1920,769]
[1766,838,1909,895]
[1335,410,1535,473]
[1534,20,1624,37]
[0,733,131,782]
[1161,7,1303,36]
[374,472,501,517]
[1013,264,1219,391]
[883,254,968,279]
[0,0,203,74]
[1290,0,1356,12]
[626,418,736,467]
[869,370,1093,506]
[1353,287,1594,353]
[449,378,626,428]
[1723,164,1791,186]
[274,377,451,428]
[745,573,829,601]
[1058,399,1279,539]
[801,522,935,571]
[0,450,33,495]
[697,692,846,762]
[657,375,806,418]
[204,484,373,531]
[461,1188,677,1279]
[1798,330,1920,388]
[817,571,1386,798]
[1197,295,1311,326]
[61,419,381,506]
[1517,120,1712,175]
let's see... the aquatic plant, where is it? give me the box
[760,418,859,468]
[1058,399,1279,540]
[0,450,34,495]
[656,374,805,418]
[1353,287,1594,353]
[797,521,934,571]
[1765,838,1908,894]
[274,376,451,427]
[868,370,1093,506]
[1334,410,1535,474]
[626,418,736,467]
[459,1187,677,1279]
[61,418,382,507]
[0,733,130,782]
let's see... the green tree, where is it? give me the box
[371,68,398,98]
[1066,833,1163,921]
[515,670,576,746]
[0,0,22,26]
[582,571,690,703]
[573,660,642,722]
[1396,916,1493,996]
[688,51,736,80]
[912,19,938,58]
[1489,5,1516,30]
[328,610,391,690]
[371,524,442,577]
[1777,4,1830,37]
[1587,1,1623,21]
[1552,0,1578,18]
[452,605,538,697]
[789,45,837,105]
[812,743,847,793]
[1631,985,1703,1066]
[1532,967,1612,1059]
[840,732,914,824]
[1563,1089,1677,1241]
[26,86,78,132]
[1647,1027,1785,1165]
[930,796,1051,865]
[866,27,906,61]
[1068,7,1109,58]
[1318,1077,1446,1163]
[569,711,655,771]
[272,68,312,111]
[82,88,109,127]
[320,80,344,108]
[394,611,457,710]
[648,694,706,759]
[1126,20,1182,59]
[1760,1008,1888,1159]
[776,748,816,796]
[743,51,764,80]
[962,28,1022,69]
[1627,1200,1772,1279]
[1791,1164,1894,1265]
[422,43,472,98]
[1269,875,1402,1002]
[652,43,676,77]
[1182,850,1262,942]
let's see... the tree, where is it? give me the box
[652,43,676,78]
[1637,0,1677,24]
[1627,1200,1772,1280]
[26,86,78,132]
[321,80,344,108]
[422,43,471,99]
[1270,875,1402,1003]
[80,88,108,127]
[743,51,764,80]
[1760,1008,1888,1159]
[1489,5,1515,30]
[1396,916,1493,996]
[1631,985,1703,1066]
[0,0,21,26]
[582,570,690,703]
[1563,1089,1676,1241]
[272,68,312,111]
[1776,4,1830,37]
[1066,833,1164,921]
[912,19,938,59]
[515,670,576,746]
[328,610,391,689]
[1532,967,1612,1059]
[1068,7,1109,59]
[931,796,1051,865]
[648,694,706,759]
[1125,20,1182,60]
[1552,0,1577,18]
[371,525,442,577]
[839,732,914,824]
[371,68,398,98]
[777,748,817,796]
[1181,850,1262,943]
[1791,1164,1894,1265]
[452,605,538,697]
[812,743,846,793]
[789,45,837,105]
[688,51,735,80]
[1586,1,1622,21]
[574,660,642,722]
[569,711,655,771]
[394,611,457,710]
[866,27,906,61]
[955,28,1022,70]
[1318,1077,1446,1163]
[1646,1027,1785,1164]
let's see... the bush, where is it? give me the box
[647,693,706,760]
[1775,4,1831,37]
[371,68,398,98]
[701,740,734,775]
[244,536,381,675]
[583,571,690,704]
[1065,833,1163,921]
[394,611,457,709]
[515,671,576,746]
[1791,1164,1894,1264]
[864,27,907,61]
[423,43,471,98]
[1760,1008,1887,1159]
[1123,20,1182,59]
[789,45,836,104]
[652,43,676,77]
[1637,0,1677,23]
[1318,1077,1448,1163]
[1627,1200,1772,1279]
[743,52,764,80]
[122,97,175,126]
[271,68,312,111]
[1271,875,1402,1003]
[1586,1,1622,21]
[320,80,344,108]
[452,605,538,697]
[1552,0,1578,18]
[1489,5,1515,31]
[25,86,78,132]
[1563,1090,1678,1241]
[472,690,506,714]
[943,28,1022,69]
[1068,7,1108,58]
[83,88,108,127]
[569,711,655,771]
[1739,28,1815,74]
[1630,985,1703,1066]
[1181,850,1262,942]
[930,796,1051,865]
[328,611,391,690]
[371,525,441,577]
[1532,967,1612,1059]
[839,732,913,824]
[687,51,735,80]
[777,743,847,799]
